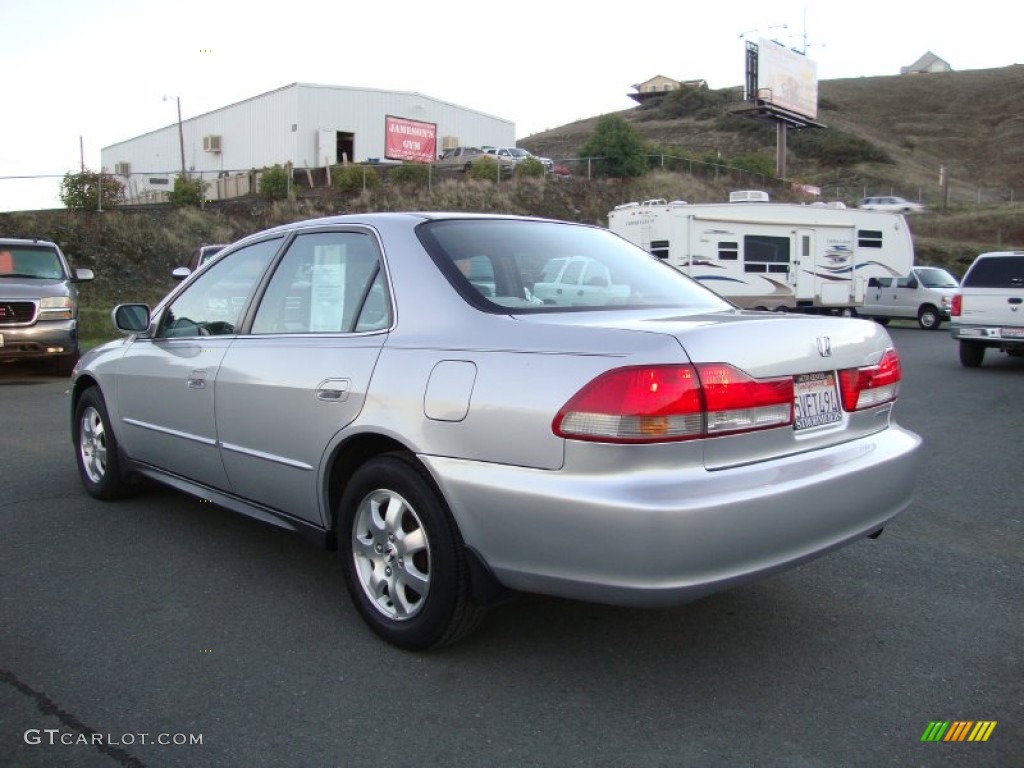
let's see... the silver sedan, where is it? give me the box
[70,213,921,650]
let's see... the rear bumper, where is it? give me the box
[424,425,922,606]
[950,323,1024,346]
[0,320,79,361]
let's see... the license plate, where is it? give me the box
[793,371,842,430]
[1001,327,1024,339]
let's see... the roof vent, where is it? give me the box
[729,190,770,203]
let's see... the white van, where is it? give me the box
[862,266,959,329]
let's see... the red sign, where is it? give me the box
[385,116,437,163]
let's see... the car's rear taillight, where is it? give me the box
[951,294,962,316]
[554,364,793,443]
[838,348,902,411]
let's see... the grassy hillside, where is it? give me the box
[522,65,1024,204]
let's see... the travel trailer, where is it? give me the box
[607,193,915,312]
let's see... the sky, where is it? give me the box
[0,0,1018,212]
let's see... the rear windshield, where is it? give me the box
[962,255,1024,288]
[417,219,731,313]
[0,245,65,279]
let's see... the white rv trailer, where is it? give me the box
[607,192,915,312]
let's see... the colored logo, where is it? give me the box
[920,721,997,742]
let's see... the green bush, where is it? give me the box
[515,157,546,178]
[168,174,207,207]
[467,156,504,181]
[59,171,125,210]
[333,164,380,193]
[389,162,430,186]
[731,153,776,179]
[790,130,892,166]
[258,165,290,201]
[578,115,649,178]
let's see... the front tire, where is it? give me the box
[917,305,942,330]
[959,341,985,367]
[74,387,134,499]
[339,454,483,650]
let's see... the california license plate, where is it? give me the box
[1001,327,1024,339]
[793,371,842,430]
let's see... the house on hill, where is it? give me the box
[901,52,952,74]
[628,76,708,105]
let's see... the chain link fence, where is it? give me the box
[1,160,1016,212]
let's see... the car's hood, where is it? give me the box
[0,277,70,299]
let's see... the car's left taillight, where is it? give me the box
[951,294,963,316]
[553,363,793,443]
[838,348,902,411]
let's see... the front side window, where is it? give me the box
[157,238,281,338]
[418,219,729,312]
[252,231,389,334]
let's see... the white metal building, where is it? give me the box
[100,83,516,202]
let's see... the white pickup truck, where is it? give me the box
[949,251,1024,366]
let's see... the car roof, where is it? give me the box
[0,237,60,248]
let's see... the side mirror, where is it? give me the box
[112,304,151,334]
[172,267,192,281]
[73,268,95,283]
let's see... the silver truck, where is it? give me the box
[0,237,94,375]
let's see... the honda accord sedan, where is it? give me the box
[70,213,921,650]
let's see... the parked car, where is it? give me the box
[173,243,229,280]
[0,237,93,375]
[432,146,514,177]
[858,196,926,214]
[485,146,554,173]
[949,251,1024,366]
[70,213,921,650]
[862,266,960,329]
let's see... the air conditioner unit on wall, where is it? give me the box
[114,162,131,175]
[203,135,222,153]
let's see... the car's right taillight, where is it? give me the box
[553,363,793,443]
[838,348,902,411]
[951,294,963,316]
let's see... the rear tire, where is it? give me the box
[339,454,484,650]
[958,341,985,367]
[917,305,942,330]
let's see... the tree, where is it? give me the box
[59,170,125,210]
[577,115,649,178]
[258,164,290,201]
[167,174,206,207]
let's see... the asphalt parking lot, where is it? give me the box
[1,327,1021,768]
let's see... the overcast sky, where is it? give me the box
[0,0,1017,212]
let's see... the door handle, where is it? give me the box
[316,378,351,402]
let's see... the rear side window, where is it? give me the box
[962,256,1024,288]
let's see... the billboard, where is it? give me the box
[385,115,437,163]
[756,38,818,120]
